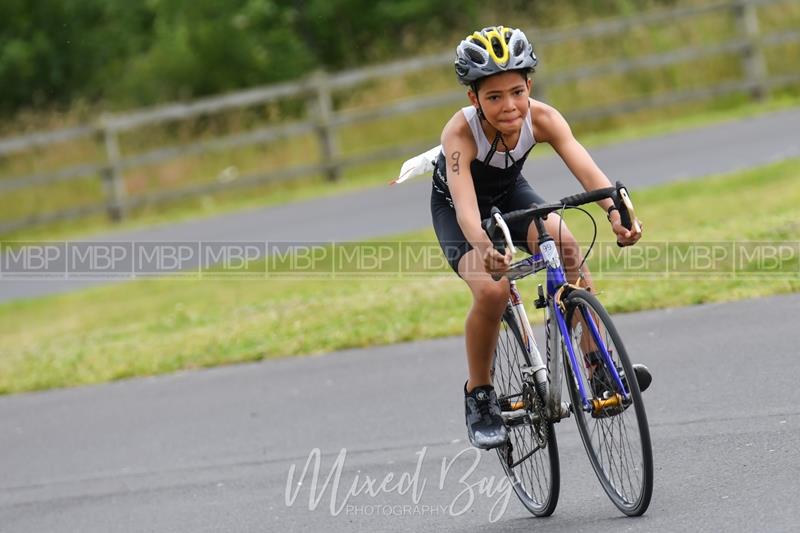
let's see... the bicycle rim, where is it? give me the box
[492,308,560,517]
[562,290,653,516]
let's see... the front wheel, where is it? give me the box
[561,290,653,516]
[492,307,560,517]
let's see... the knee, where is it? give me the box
[472,281,510,314]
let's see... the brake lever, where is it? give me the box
[493,212,517,256]
[615,182,641,247]
[484,208,516,281]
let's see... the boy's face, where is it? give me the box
[468,72,532,136]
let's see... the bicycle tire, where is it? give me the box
[561,289,653,516]
[492,306,560,517]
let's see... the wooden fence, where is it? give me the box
[1,0,798,233]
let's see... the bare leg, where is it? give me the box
[458,215,596,393]
[526,213,593,289]
[526,214,597,354]
[457,249,510,393]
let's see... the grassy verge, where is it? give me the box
[1,158,799,394]
[4,95,800,245]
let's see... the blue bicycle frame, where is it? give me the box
[528,236,630,413]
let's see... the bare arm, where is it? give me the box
[533,102,615,212]
[441,114,512,271]
[441,118,492,255]
[533,100,641,244]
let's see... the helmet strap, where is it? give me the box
[470,82,487,120]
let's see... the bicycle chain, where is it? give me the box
[523,382,549,450]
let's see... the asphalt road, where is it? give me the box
[1,293,798,532]
[2,108,799,303]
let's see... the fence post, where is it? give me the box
[734,0,768,101]
[99,115,127,222]
[310,70,341,182]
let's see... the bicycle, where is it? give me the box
[481,181,653,517]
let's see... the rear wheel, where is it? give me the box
[492,307,560,517]
[561,289,653,516]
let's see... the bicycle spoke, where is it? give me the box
[561,291,653,516]
[493,309,560,516]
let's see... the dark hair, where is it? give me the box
[470,68,533,94]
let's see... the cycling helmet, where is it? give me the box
[454,26,538,86]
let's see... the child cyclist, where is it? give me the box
[430,26,650,449]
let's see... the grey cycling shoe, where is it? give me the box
[464,382,509,450]
[587,351,652,394]
[632,364,652,392]
[586,352,652,418]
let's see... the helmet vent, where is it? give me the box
[466,48,485,64]
[489,35,504,58]
[469,37,486,50]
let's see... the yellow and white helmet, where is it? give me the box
[454,26,537,86]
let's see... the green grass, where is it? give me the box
[3,95,800,245]
[1,157,799,394]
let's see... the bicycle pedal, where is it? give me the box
[498,397,513,411]
[591,393,627,418]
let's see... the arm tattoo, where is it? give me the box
[450,151,461,174]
